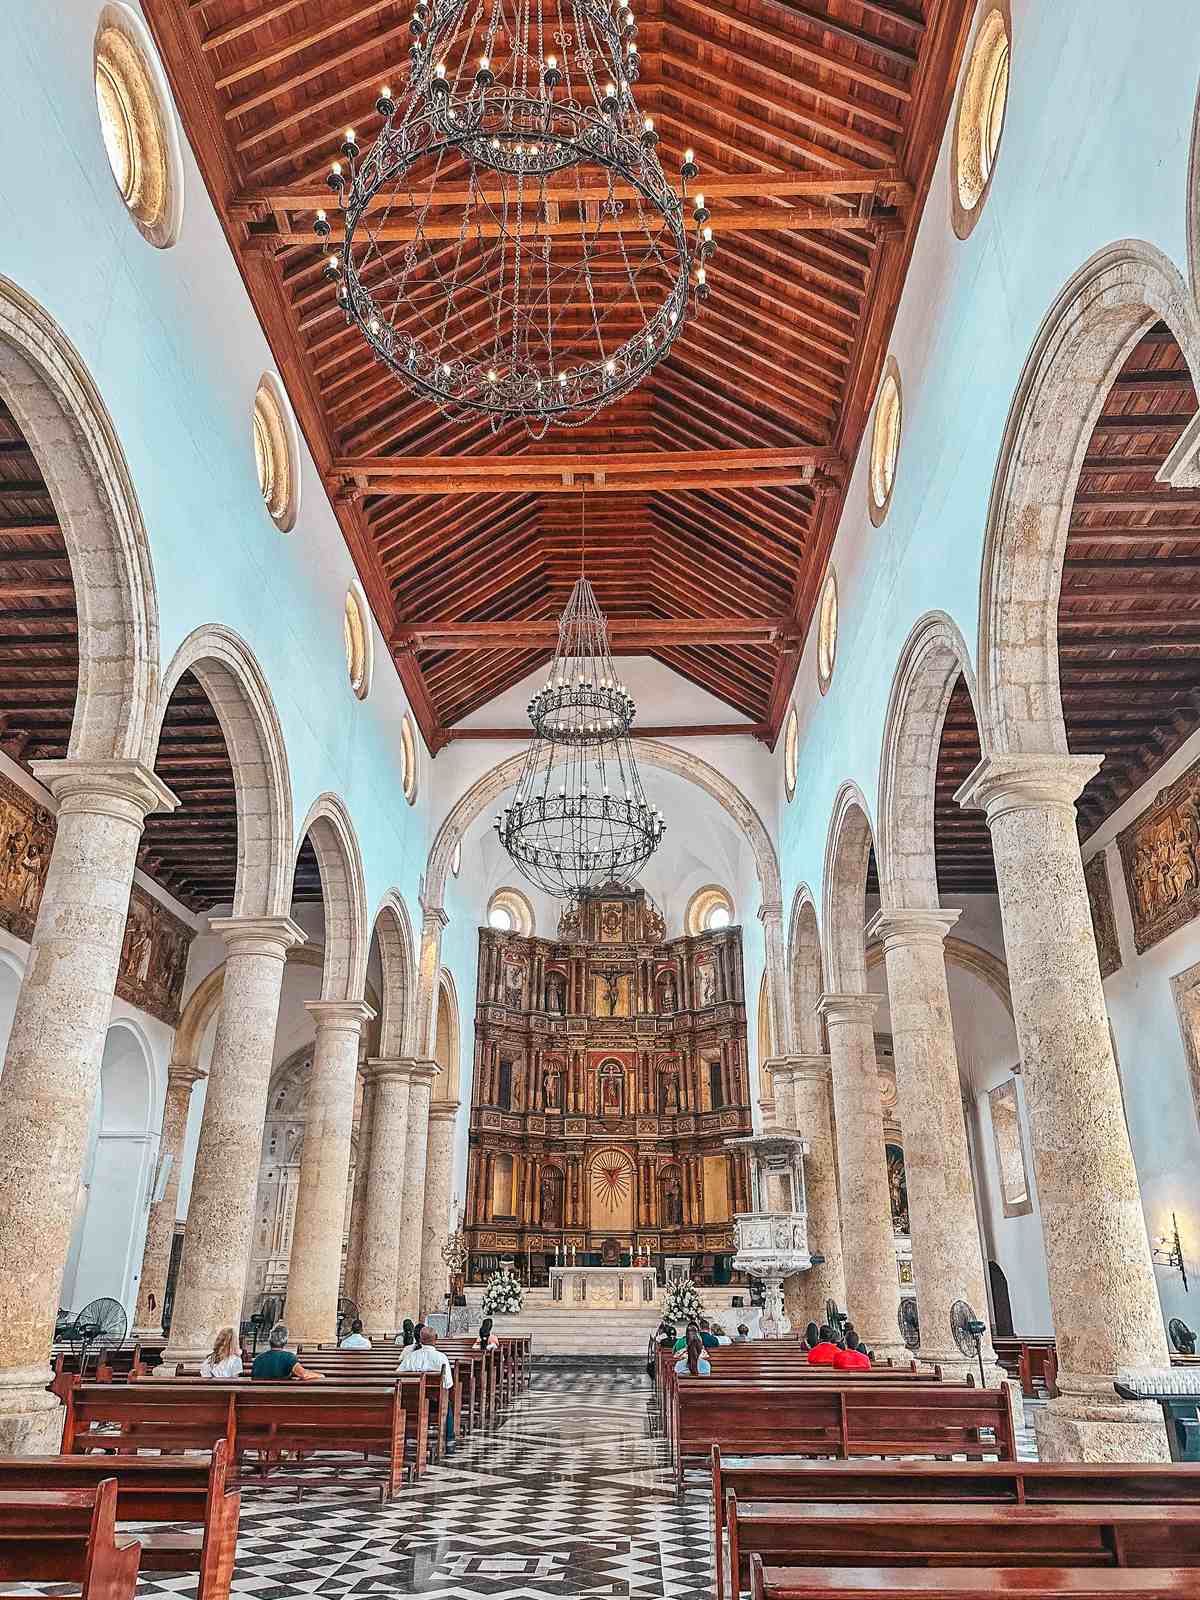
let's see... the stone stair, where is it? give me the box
[464,1284,759,1355]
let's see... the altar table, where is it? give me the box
[549,1265,657,1308]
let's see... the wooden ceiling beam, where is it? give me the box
[394,616,793,650]
[442,721,763,741]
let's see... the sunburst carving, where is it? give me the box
[590,1151,633,1212]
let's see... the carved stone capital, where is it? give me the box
[955,753,1104,823]
[305,998,376,1033]
[165,1060,206,1091]
[208,914,307,959]
[865,907,961,953]
[366,1055,438,1085]
[816,991,880,1028]
[30,758,179,822]
[791,1051,833,1083]
[428,1099,461,1123]
[757,901,784,925]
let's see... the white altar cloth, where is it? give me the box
[549,1265,657,1308]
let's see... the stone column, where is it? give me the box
[0,759,176,1451]
[356,1060,414,1334]
[133,1062,204,1334]
[775,1053,847,1330]
[958,754,1170,1460]
[162,915,306,1365]
[396,1060,439,1318]
[757,900,790,1127]
[817,994,905,1360]
[866,909,1003,1381]
[413,903,449,1059]
[285,1000,375,1345]
[420,1102,460,1312]
[342,1070,375,1300]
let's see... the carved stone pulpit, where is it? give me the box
[726,1133,811,1338]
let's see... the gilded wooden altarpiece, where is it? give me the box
[466,884,751,1277]
[0,770,193,1024]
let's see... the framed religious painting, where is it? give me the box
[1118,753,1200,953]
[988,1077,1033,1218]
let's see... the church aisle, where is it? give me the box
[150,1362,713,1600]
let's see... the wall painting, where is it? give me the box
[1118,756,1200,953]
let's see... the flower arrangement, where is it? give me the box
[481,1265,524,1316]
[664,1276,704,1325]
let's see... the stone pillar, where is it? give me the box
[757,900,790,1127]
[133,1062,204,1334]
[817,994,905,1361]
[775,1053,847,1331]
[958,753,1170,1460]
[866,908,1003,1380]
[356,1060,414,1335]
[0,759,177,1450]
[396,1059,438,1318]
[342,1070,375,1300]
[413,903,449,1059]
[162,915,307,1365]
[285,1000,375,1345]
[420,1102,460,1312]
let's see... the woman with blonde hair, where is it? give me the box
[200,1326,243,1380]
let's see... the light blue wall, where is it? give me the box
[775,0,1200,1332]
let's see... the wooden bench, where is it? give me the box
[749,1559,1200,1600]
[0,1441,238,1600]
[993,1337,1057,1399]
[726,1498,1200,1593]
[63,1378,417,1500]
[0,1477,141,1600]
[674,1379,1016,1487]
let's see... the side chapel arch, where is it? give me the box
[433,968,461,1100]
[0,274,158,764]
[821,781,878,994]
[371,892,416,1059]
[787,884,826,1053]
[977,242,1200,756]
[295,794,369,1003]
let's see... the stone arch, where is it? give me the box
[433,969,461,1101]
[977,241,1200,755]
[877,612,979,912]
[370,892,416,1059]
[156,626,293,919]
[295,794,369,1003]
[0,275,158,763]
[423,739,781,912]
[865,933,1014,1021]
[821,782,877,994]
[787,884,826,1053]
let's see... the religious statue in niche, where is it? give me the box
[540,1166,564,1228]
[503,958,526,1009]
[658,969,679,1013]
[658,1166,684,1227]
[542,1065,562,1109]
[697,959,717,1008]
[1084,851,1121,979]
[597,1060,625,1117]
[544,970,567,1014]
[885,1142,910,1235]
[0,772,54,943]
[657,1056,681,1114]
[1119,754,1200,953]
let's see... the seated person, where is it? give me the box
[474,1316,500,1351]
[251,1322,324,1380]
[200,1326,243,1379]
[673,1329,711,1377]
[800,1320,821,1352]
[398,1326,456,1446]
[732,1323,752,1344]
[339,1317,371,1349]
[672,1320,700,1353]
[833,1332,872,1370]
[654,1319,677,1348]
[394,1317,416,1350]
[710,1321,733,1346]
[805,1324,842,1366]
[698,1317,721,1349]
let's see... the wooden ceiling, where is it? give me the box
[144,0,977,748]
[932,323,1200,897]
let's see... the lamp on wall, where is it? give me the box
[1153,1211,1188,1292]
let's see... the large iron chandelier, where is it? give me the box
[320,0,713,431]
[494,571,665,898]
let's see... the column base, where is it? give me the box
[865,1339,912,1367]
[157,1342,207,1371]
[0,1367,65,1453]
[1034,1386,1170,1463]
[131,1323,165,1339]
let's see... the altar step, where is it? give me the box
[464,1284,758,1355]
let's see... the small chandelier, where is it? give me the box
[320,0,713,432]
[495,573,664,898]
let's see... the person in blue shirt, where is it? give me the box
[250,1322,324,1380]
[673,1329,711,1377]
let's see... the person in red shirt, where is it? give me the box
[805,1324,841,1365]
[833,1334,871,1371]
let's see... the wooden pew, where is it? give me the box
[289,1350,459,1456]
[673,1379,1016,1487]
[749,1559,1200,1600]
[992,1336,1057,1399]
[63,1379,417,1500]
[0,1441,239,1600]
[0,1477,142,1600]
[726,1496,1200,1593]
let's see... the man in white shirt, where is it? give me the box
[339,1318,371,1349]
[398,1326,456,1446]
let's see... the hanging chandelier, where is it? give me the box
[320,0,713,431]
[494,573,665,898]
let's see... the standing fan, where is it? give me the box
[71,1297,128,1376]
[337,1296,359,1340]
[898,1296,920,1351]
[1169,1317,1197,1356]
[950,1298,987,1388]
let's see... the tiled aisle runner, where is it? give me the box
[147,1363,714,1600]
